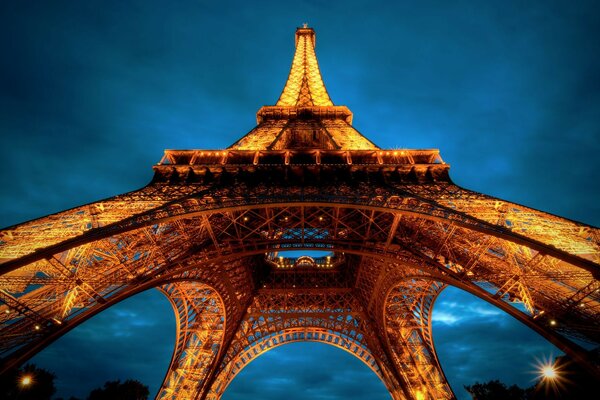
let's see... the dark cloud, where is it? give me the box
[433,288,557,399]
[1,1,598,399]
[223,342,389,400]
[30,290,175,399]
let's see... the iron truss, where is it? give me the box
[1,26,599,400]
[1,174,598,399]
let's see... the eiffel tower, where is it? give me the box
[1,25,599,400]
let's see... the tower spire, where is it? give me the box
[228,26,379,150]
[276,25,333,107]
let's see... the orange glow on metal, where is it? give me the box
[277,27,333,107]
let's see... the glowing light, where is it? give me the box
[532,355,564,395]
[276,28,333,107]
[34,324,40,331]
[550,319,557,326]
[243,216,249,222]
[541,365,557,379]
[21,375,33,386]
[4,309,9,314]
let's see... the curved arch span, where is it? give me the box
[0,273,238,377]
[213,327,384,397]
[379,272,599,384]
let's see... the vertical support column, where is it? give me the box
[383,279,454,400]
[156,282,226,400]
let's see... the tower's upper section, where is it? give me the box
[276,26,334,107]
[155,26,448,183]
[229,26,378,151]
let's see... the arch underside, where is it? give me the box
[208,302,387,398]
[1,182,599,399]
[213,328,384,394]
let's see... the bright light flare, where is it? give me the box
[531,355,565,396]
[20,374,33,386]
[541,364,557,379]
[533,356,561,381]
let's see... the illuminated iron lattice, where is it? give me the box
[1,26,599,400]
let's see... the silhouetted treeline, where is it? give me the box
[465,354,597,400]
[0,363,149,400]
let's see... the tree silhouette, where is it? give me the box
[87,379,149,400]
[0,363,56,400]
[465,353,598,400]
[464,379,532,400]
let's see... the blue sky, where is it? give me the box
[1,1,598,399]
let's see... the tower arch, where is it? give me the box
[211,327,385,398]
[220,341,391,400]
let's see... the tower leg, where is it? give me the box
[156,282,226,400]
[382,279,454,400]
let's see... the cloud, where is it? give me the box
[223,342,390,400]
[433,288,559,399]
[30,289,175,399]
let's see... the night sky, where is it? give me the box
[1,1,599,399]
